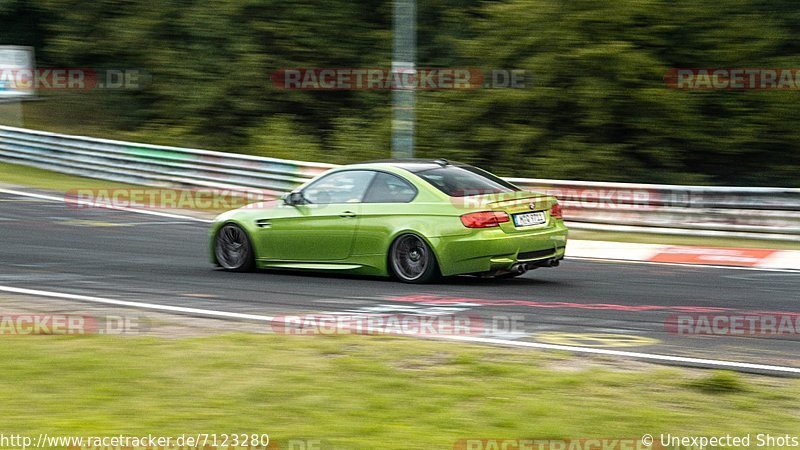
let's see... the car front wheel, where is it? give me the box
[215,223,255,272]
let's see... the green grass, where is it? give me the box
[0,161,233,214]
[2,94,136,140]
[0,333,798,449]
[2,93,224,150]
[1,94,129,140]
[0,161,145,192]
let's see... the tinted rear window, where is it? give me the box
[413,165,520,197]
[363,172,418,203]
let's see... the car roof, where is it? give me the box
[349,158,468,173]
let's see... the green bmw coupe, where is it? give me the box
[211,159,567,283]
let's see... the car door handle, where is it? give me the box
[340,211,357,218]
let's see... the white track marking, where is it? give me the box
[0,188,212,223]
[0,285,272,322]
[760,250,800,270]
[1,285,798,375]
[435,335,800,374]
[566,240,665,261]
[566,256,800,273]
[566,239,800,271]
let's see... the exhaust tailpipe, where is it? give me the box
[512,264,528,275]
[526,258,561,269]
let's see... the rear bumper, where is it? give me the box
[432,221,568,276]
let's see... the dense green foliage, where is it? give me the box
[2,0,799,185]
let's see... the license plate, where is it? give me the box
[513,211,546,227]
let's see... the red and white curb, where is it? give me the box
[566,240,800,271]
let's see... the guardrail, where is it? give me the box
[507,178,800,241]
[0,125,334,195]
[1,125,798,241]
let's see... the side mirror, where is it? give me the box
[284,191,306,206]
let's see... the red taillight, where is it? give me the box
[550,203,563,219]
[460,211,510,228]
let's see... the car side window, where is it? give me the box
[302,170,376,204]
[363,172,417,203]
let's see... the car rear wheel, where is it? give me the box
[215,223,255,272]
[389,234,439,284]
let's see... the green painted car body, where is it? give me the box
[210,160,568,279]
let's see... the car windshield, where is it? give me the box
[412,165,520,197]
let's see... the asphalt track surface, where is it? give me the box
[1,189,799,373]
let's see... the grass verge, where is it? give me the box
[0,161,241,216]
[0,333,798,449]
[0,160,145,192]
